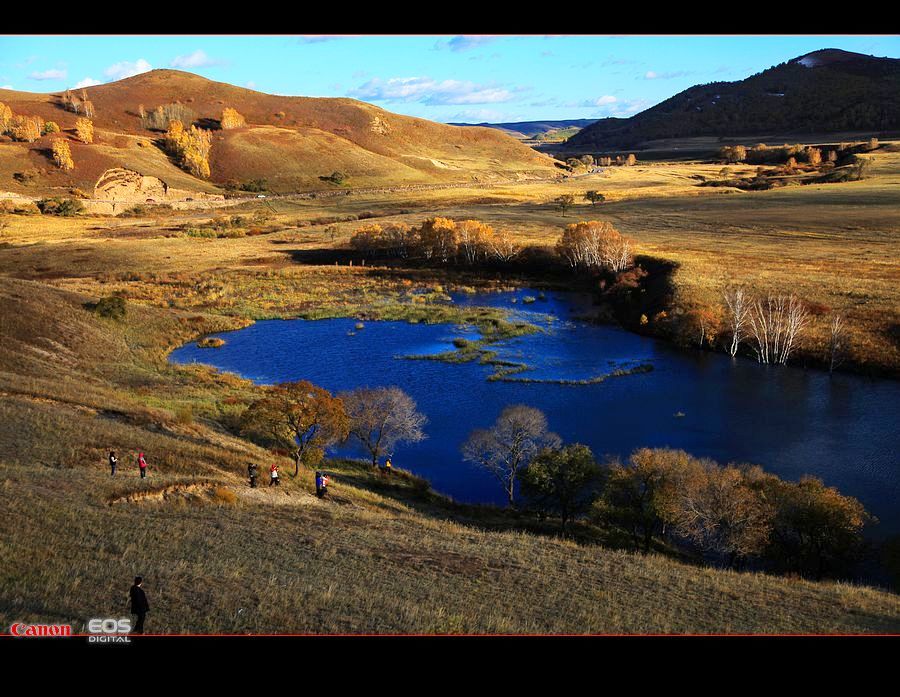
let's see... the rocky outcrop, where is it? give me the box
[93,168,169,202]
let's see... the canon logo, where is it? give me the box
[10,623,73,637]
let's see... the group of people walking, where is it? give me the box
[109,450,148,478]
[246,461,329,497]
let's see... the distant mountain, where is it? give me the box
[449,118,598,140]
[565,49,900,151]
[0,70,559,195]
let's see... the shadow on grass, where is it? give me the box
[323,457,638,551]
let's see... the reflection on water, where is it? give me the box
[170,289,900,536]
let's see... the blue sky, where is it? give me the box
[2,35,898,123]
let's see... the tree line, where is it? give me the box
[237,382,874,582]
[349,216,636,276]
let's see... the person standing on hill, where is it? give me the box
[109,450,118,477]
[269,462,280,487]
[248,463,259,488]
[137,452,148,479]
[129,576,150,635]
[315,471,330,498]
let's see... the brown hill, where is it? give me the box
[0,70,559,195]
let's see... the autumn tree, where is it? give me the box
[456,219,493,265]
[417,217,458,263]
[42,121,60,135]
[0,102,14,133]
[51,139,74,171]
[555,220,633,272]
[220,107,246,129]
[341,386,427,467]
[667,463,774,568]
[594,448,689,552]
[584,190,605,206]
[165,120,213,178]
[241,380,349,476]
[521,443,602,534]
[625,153,637,166]
[805,146,822,167]
[554,194,575,216]
[486,230,521,263]
[461,405,560,507]
[718,145,747,164]
[746,471,873,579]
[10,114,43,142]
[74,117,94,144]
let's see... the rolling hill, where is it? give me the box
[0,70,560,196]
[564,49,900,151]
[448,118,598,141]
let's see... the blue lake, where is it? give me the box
[170,289,900,536]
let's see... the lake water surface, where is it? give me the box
[170,289,900,536]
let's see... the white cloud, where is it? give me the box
[583,95,618,107]
[349,76,516,105]
[644,70,692,80]
[104,59,152,81]
[170,50,221,69]
[245,81,257,89]
[29,68,67,81]
[448,108,511,123]
[594,98,652,118]
[72,77,102,89]
[1,85,14,90]
[435,35,497,53]
[298,35,348,43]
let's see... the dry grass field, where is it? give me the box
[2,147,899,634]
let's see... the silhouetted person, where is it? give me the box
[129,576,149,635]
[248,463,259,488]
[109,451,118,477]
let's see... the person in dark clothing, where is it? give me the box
[109,451,118,477]
[315,471,330,498]
[248,463,259,488]
[129,576,149,635]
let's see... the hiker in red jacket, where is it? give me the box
[138,452,148,479]
[269,462,280,487]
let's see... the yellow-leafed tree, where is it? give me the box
[75,117,94,144]
[10,114,43,142]
[51,138,74,170]
[220,107,246,130]
[165,120,212,179]
[0,102,13,133]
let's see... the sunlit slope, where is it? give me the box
[0,70,559,194]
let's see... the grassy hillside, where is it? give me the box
[0,70,559,196]
[567,49,900,151]
[0,277,898,634]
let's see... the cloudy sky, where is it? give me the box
[1,35,897,123]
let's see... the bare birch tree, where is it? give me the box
[747,294,810,365]
[828,313,846,374]
[722,286,751,357]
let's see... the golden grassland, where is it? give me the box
[1,153,900,633]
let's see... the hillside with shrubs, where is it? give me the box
[567,49,900,150]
